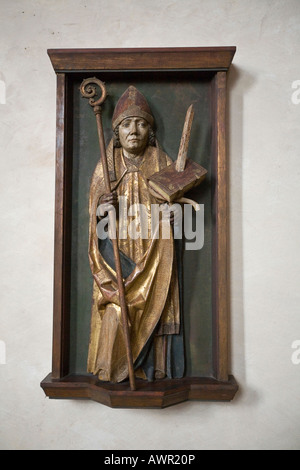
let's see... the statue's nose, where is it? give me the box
[129,121,138,133]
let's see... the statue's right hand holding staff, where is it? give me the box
[99,190,118,215]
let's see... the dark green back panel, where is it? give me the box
[70,72,213,377]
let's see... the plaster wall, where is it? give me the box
[0,0,299,450]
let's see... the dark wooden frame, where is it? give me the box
[41,47,238,407]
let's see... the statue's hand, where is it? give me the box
[160,203,182,226]
[169,204,182,226]
[98,191,118,215]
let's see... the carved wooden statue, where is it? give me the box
[41,47,238,406]
[86,84,186,386]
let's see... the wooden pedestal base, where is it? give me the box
[41,374,238,408]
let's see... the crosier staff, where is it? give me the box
[80,77,136,391]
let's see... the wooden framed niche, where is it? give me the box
[40,47,238,408]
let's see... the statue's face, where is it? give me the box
[118,117,149,155]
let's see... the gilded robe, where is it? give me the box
[87,141,183,382]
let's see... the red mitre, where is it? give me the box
[112,86,154,130]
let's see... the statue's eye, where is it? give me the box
[122,121,131,128]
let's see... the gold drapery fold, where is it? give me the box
[87,142,180,382]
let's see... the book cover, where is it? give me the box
[148,158,207,202]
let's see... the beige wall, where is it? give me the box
[1,0,299,450]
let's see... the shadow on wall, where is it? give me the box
[227,63,258,404]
